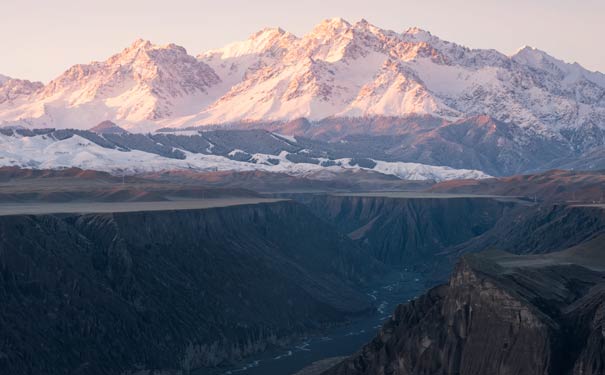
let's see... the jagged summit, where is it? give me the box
[0,38,220,131]
[129,37,153,49]
[0,76,44,105]
[249,27,289,41]
[512,44,605,86]
[0,17,603,139]
[402,26,433,40]
[203,27,296,60]
[310,17,352,35]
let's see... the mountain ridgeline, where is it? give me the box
[1,18,604,175]
[2,18,605,138]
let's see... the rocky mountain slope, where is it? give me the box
[323,234,605,375]
[0,200,384,374]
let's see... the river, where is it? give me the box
[196,270,428,375]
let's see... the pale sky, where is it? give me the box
[2,0,604,82]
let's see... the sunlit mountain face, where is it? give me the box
[1,18,604,179]
[1,18,604,136]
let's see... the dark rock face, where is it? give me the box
[0,201,383,374]
[447,204,605,257]
[323,236,605,375]
[305,195,514,266]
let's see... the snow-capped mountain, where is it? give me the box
[1,18,604,135]
[0,76,44,105]
[194,18,605,135]
[0,40,220,130]
[0,18,604,171]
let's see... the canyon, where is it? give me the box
[0,168,603,374]
[0,200,382,374]
[1,7,603,375]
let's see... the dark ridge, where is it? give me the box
[89,120,129,134]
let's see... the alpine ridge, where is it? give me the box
[0,18,603,138]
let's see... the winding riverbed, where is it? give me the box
[197,270,428,375]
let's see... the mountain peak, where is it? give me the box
[89,120,129,134]
[402,27,434,42]
[202,26,296,60]
[323,17,351,26]
[0,76,44,105]
[511,45,605,86]
[351,18,393,36]
[129,38,153,50]
[251,27,287,39]
[118,38,189,59]
[512,45,570,71]
[512,45,549,60]
[311,17,352,37]
[515,45,536,53]
[2,18,605,135]
[29,37,220,127]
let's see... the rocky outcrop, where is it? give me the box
[323,236,605,375]
[0,201,384,374]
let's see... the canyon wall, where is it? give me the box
[323,235,605,375]
[0,201,383,374]
[305,195,515,266]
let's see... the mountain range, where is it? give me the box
[2,18,605,134]
[0,18,604,177]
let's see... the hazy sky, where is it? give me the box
[2,0,604,82]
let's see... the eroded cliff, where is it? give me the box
[0,201,384,374]
[323,236,605,375]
